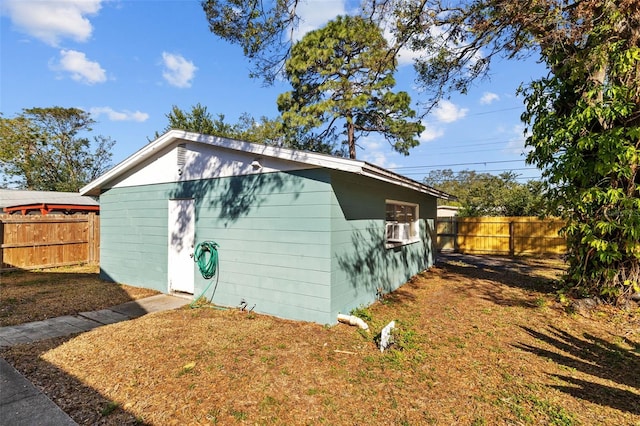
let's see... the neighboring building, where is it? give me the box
[0,189,99,215]
[81,130,451,324]
[437,205,460,218]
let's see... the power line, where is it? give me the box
[469,106,524,116]
[389,159,526,170]
[427,139,519,149]
[419,135,507,146]
[431,147,529,156]
[401,167,537,176]
[422,176,542,182]
[420,106,524,124]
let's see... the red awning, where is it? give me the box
[3,204,100,215]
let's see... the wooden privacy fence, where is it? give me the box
[437,216,566,256]
[0,213,99,271]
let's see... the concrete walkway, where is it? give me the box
[0,294,189,347]
[0,358,77,426]
[0,294,190,425]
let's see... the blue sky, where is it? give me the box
[1,0,548,183]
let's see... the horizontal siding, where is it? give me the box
[203,238,327,259]
[100,169,335,323]
[197,227,331,245]
[219,259,330,285]
[222,271,331,299]
[219,274,330,307]
[99,185,169,292]
[328,171,437,319]
[192,170,334,323]
[198,217,331,232]
[219,249,329,276]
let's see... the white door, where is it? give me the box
[168,199,195,294]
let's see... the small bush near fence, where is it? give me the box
[437,216,566,256]
[0,213,99,271]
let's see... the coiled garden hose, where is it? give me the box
[194,241,219,279]
[190,241,220,308]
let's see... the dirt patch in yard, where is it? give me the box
[2,256,639,425]
[0,265,159,326]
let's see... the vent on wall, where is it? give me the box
[177,143,186,166]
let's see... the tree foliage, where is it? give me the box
[0,107,114,192]
[424,169,546,217]
[519,1,640,302]
[278,15,423,159]
[203,0,640,301]
[420,0,640,301]
[202,0,301,84]
[155,103,346,155]
[153,103,237,139]
[200,0,531,108]
[154,103,284,144]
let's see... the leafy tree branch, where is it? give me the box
[0,107,114,192]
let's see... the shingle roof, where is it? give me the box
[0,189,99,209]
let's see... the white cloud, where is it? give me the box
[433,100,468,123]
[362,139,383,151]
[2,0,102,46]
[53,49,106,84]
[504,124,532,155]
[291,0,347,41]
[161,52,197,88]
[90,107,149,122]
[363,150,391,168]
[480,92,499,105]
[359,137,399,169]
[419,124,445,142]
[395,46,422,67]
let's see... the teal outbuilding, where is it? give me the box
[81,130,451,324]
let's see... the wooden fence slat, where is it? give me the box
[0,213,100,271]
[88,212,96,264]
[1,240,88,249]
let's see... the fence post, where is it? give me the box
[509,220,515,256]
[453,217,459,253]
[87,213,95,264]
[0,218,4,269]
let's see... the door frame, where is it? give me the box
[167,198,195,294]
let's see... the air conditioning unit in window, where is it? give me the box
[386,223,410,242]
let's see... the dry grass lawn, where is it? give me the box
[0,265,159,326]
[1,256,639,425]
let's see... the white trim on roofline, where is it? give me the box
[80,129,452,200]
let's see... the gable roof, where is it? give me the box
[80,130,453,200]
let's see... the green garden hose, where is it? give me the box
[194,241,219,279]
[190,241,220,308]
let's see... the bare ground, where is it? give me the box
[1,256,639,425]
[0,265,159,326]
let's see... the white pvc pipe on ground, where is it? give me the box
[337,314,369,331]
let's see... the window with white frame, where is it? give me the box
[385,201,419,246]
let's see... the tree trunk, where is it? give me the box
[347,114,356,159]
